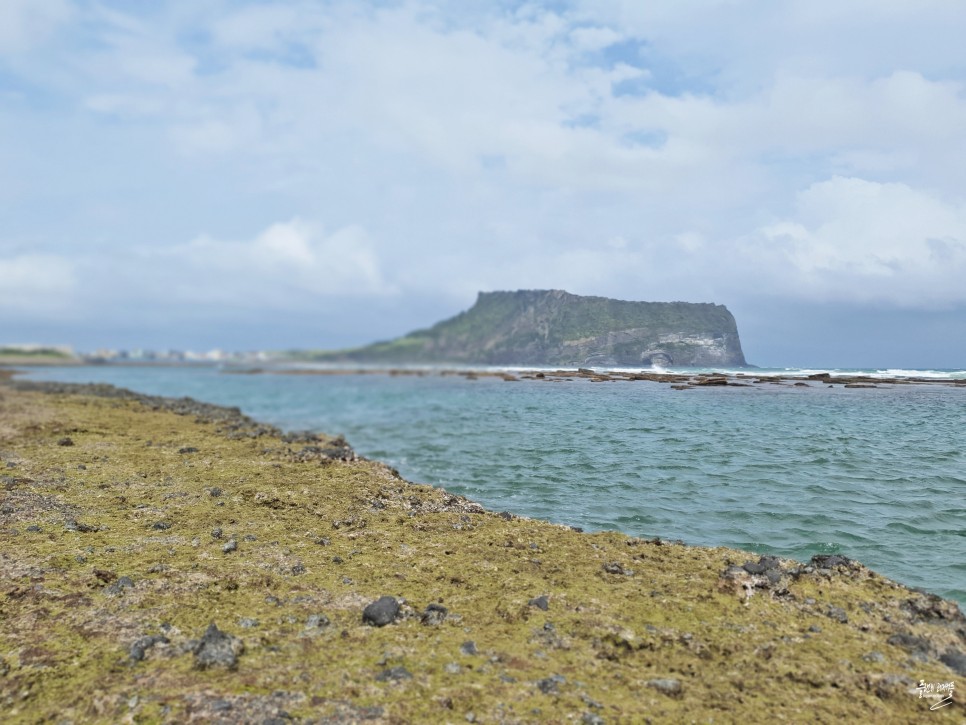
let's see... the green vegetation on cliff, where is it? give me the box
[0,347,77,366]
[1,380,963,722]
[309,290,748,367]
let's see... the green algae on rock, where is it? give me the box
[0,382,963,723]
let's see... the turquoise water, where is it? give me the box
[20,365,966,607]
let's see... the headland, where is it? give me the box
[300,290,748,368]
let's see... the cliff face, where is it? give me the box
[333,290,748,367]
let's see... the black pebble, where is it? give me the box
[363,596,400,627]
[375,666,412,682]
[528,595,550,611]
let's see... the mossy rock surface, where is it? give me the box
[0,381,963,723]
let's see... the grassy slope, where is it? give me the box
[0,349,78,366]
[0,384,963,723]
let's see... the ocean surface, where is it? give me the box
[19,364,966,607]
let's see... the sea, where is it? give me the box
[17,364,966,608]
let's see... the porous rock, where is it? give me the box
[193,623,244,669]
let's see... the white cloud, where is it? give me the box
[577,0,966,87]
[743,177,966,306]
[210,3,323,53]
[60,2,966,211]
[0,253,77,316]
[166,218,392,307]
[0,219,392,325]
[0,0,72,55]
[755,72,966,155]
[568,25,624,52]
[169,104,265,154]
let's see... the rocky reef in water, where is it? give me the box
[1,379,963,721]
[309,289,748,367]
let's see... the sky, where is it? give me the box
[3,0,966,368]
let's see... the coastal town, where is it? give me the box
[0,343,272,365]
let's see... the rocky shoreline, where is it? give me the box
[1,379,963,722]
[230,365,966,389]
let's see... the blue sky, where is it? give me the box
[3,0,966,367]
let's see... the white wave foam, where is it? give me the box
[870,368,966,380]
